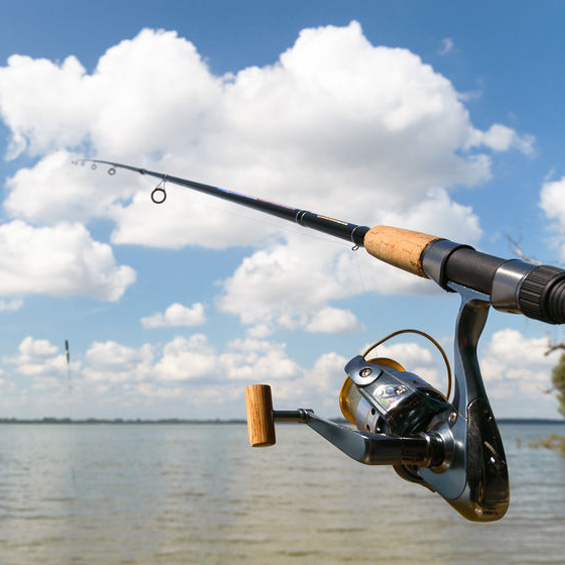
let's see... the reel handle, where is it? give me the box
[245,384,276,447]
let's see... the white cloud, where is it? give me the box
[466,124,535,155]
[0,54,92,159]
[155,334,217,381]
[4,336,67,377]
[301,351,349,410]
[476,328,558,417]
[491,328,550,362]
[15,336,58,359]
[84,341,155,383]
[0,29,221,160]
[217,237,348,329]
[439,38,454,56]
[0,22,536,328]
[540,176,565,259]
[304,306,361,333]
[0,220,136,301]
[0,298,24,312]
[1,22,531,240]
[220,338,302,381]
[141,302,206,329]
[0,326,560,420]
[481,329,554,379]
[4,150,144,225]
[540,177,565,219]
[132,382,182,400]
[216,232,434,332]
[377,187,482,243]
[350,328,561,419]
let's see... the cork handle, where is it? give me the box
[245,384,276,447]
[364,226,441,277]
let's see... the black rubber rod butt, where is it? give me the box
[245,384,276,447]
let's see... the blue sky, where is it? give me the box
[1,0,565,420]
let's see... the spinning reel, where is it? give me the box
[246,284,509,522]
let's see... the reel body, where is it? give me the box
[340,355,452,486]
[340,356,450,436]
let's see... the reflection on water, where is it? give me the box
[0,422,564,564]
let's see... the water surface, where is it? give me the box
[0,422,564,564]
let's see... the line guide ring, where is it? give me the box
[151,179,167,204]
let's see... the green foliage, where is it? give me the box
[551,353,565,417]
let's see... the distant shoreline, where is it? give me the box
[0,417,563,425]
[0,417,246,425]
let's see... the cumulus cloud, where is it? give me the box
[84,341,155,383]
[0,327,561,419]
[466,124,535,155]
[141,302,206,329]
[0,22,535,325]
[0,29,221,160]
[304,306,361,333]
[155,334,218,381]
[0,298,24,312]
[481,329,554,380]
[216,233,432,332]
[4,336,67,377]
[438,38,455,56]
[0,333,327,417]
[475,329,559,417]
[0,220,136,301]
[541,177,565,218]
[540,176,565,259]
[361,329,560,418]
[217,236,352,330]
[4,150,145,225]
[0,54,92,159]
[1,23,530,235]
[220,338,302,381]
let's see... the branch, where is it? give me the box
[506,234,543,265]
[544,339,565,356]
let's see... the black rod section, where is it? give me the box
[83,159,370,247]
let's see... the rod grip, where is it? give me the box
[364,226,441,277]
[245,384,276,447]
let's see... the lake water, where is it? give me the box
[0,422,564,564]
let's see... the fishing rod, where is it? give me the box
[77,158,565,522]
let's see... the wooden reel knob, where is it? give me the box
[245,384,276,447]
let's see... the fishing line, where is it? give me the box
[362,328,453,401]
